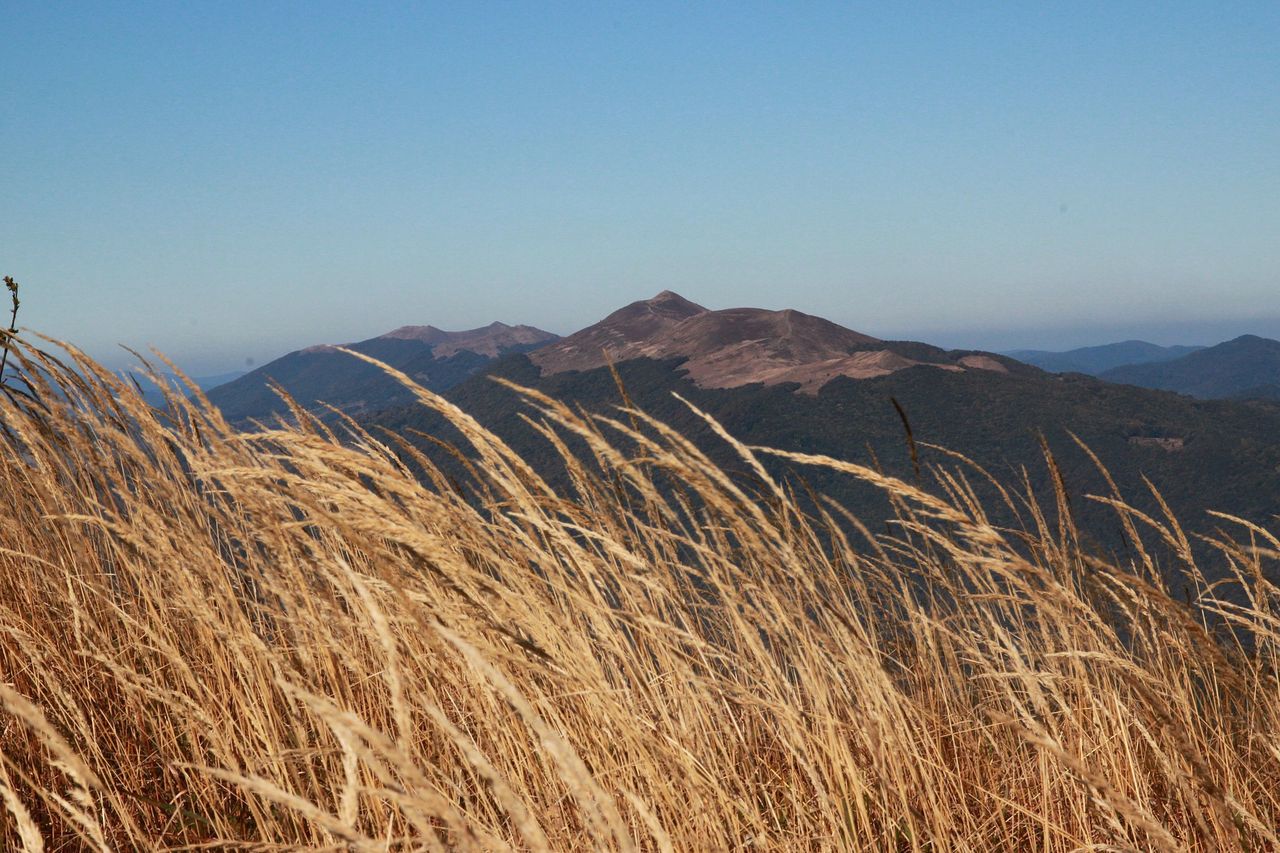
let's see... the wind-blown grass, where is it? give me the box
[0,338,1277,850]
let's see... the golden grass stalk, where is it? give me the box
[0,338,1276,850]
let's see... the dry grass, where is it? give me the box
[0,338,1277,851]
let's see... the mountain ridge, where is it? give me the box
[207,321,559,421]
[531,291,1020,393]
[1005,340,1204,375]
[1100,334,1280,399]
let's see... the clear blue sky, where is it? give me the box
[4,2,1278,373]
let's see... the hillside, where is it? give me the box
[1005,340,1203,375]
[207,321,558,422]
[363,297,1280,572]
[1100,334,1280,399]
[370,353,1280,563]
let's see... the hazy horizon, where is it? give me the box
[5,2,1277,374]
[135,298,1280,380]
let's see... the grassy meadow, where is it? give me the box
[0,340,1277,850]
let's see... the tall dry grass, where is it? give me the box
[0,337,1277,851]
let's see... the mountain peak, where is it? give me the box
[649,289,703,308]
[530,294,1006,393]
[381,325,447,342]
[625,290,709,319]
[208,320,560,422]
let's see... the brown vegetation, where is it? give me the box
[0,338,1277,850]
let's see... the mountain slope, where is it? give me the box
[208,321,558,422]
[1100,335,1280,399]
[370,350,1280,572]
[365,297,1280,574]
[532,291,1025,393]
[1005,341,1203,375]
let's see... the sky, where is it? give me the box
[3,2,1278,373]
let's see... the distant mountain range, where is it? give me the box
[192,292,1280,570]
[204,296,1280,426]
[334,293,1280,573]
[1004,341,1204,375]
[206,321,558,422]
[1008,335,1280,400]
[1099,335,1280,400]
[210,292,1029,423]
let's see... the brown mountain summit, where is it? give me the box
[531,291,1007,393]
[302,321,558,358]
[215,320,559,422]
[526,290,708,374]
[378,321,558,357]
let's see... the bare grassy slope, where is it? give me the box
[0,339,1278,850]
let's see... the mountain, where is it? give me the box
[207,321,558,422]
[1099,335,1280,399]
[372,323,556,357]
[532,291,1027,393]
[364,294,1280,577]
[1005,341,1203,375]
